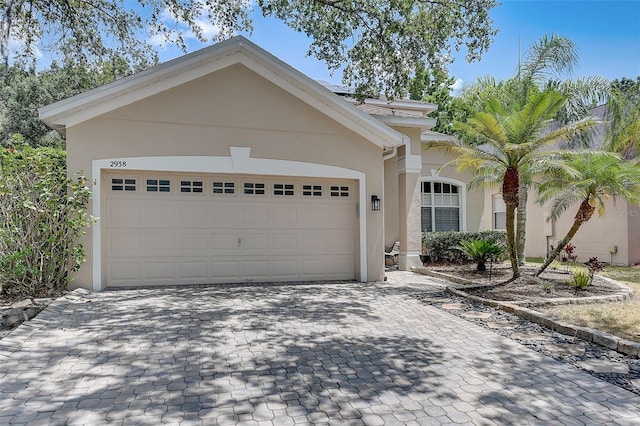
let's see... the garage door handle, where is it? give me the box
[238,238,242,247]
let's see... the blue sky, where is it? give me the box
[154,1,640,92]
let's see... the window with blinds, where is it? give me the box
[421,181,460,232]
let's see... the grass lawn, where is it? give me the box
[532,261,640,343]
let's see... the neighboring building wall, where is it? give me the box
[627,202,640,266]
[66,64,386,288]
[485,189,639,266]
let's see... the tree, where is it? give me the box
[0,58,135,146]
[1,0,499,98]
[535,152,640,276]
[407,65,472,134]
[427,89,598,280]
[604,77,640,158]
[457,35,609,265]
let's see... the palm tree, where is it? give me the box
[535,152,640,276]
[458,35,609,266]
[428,88,598,279]
[603,80,640,159]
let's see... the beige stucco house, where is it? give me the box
[39,37,639,291]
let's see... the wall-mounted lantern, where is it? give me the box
[371,195,381,211]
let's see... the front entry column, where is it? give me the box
[398,171,423,270]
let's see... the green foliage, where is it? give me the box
[407,66,472,134]
[1,0,499,98]
[422,231,506,264]
[566,267,591,290]
[605,76,640,158]
[535,151,640,276]
[456,238,505,272]
[0,59,135,147]
[0,146,94,298]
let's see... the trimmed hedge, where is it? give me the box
[422,230,507,264]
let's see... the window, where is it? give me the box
[180,180,203,193]
[493,194,506,230]
[274,183,295,196]
[147,179,171,193]
[302,185,322,197]
[244,182,265,195]
[330,185,349,197]
[111,178,136,191]
[213,181,235,194]
[421,181,460,232]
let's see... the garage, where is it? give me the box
[104,171,357,287]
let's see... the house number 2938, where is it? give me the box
[109,160,127,168]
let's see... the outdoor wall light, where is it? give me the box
[371,195,381,211]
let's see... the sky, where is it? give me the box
[153,0,640,94]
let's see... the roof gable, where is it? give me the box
[39,36,405,148]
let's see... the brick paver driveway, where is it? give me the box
[1,272,640,425]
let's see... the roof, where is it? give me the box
[39,36,407,149]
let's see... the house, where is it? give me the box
[39,37,638,291]
[38,36,452,290]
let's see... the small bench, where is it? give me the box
[385,241,400,268]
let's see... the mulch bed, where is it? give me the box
[426,262,623,301]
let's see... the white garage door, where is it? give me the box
[103,172,357,287]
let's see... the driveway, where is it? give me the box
[1,272,639,425]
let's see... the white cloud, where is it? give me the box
[450,78,464,93]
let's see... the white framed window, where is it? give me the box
[110,177,136,192]
[244,182,265,195]
[421,179,464,232]
[493,194,506,230]
[330,185,349,198]
[302,184,322,197]
[273,183,295,196]
[146,178,171,193]
[213,181,235,194]
[180,180,204,193]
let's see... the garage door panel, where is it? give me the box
[210,233,240,251]
[107,233,142,256]
[143,262,175,281]
[241,233,269,250]
[175,204,208,227]
[241,260,270,278]
[142,233,176,253]
[209,205,241,227]
[145,203,175,226]
[104,173,357,286]
[210,261,240,279]
[271,233,299,250]
[107,200,141,227]
[241,205,269,226]
[298,207,328,228]
[108,262,141,284]
[270,206,298,227]
[177,233,208,251]
[177,262,209,280]
[271,260,299,279]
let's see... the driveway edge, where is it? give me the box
[0,288,91,360]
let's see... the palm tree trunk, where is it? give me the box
[535,199,595,276]
[516,184,528,266]
[503,166,520,279]
[505,202,520,278]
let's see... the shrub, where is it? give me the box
[422,231,507,264]
[0,145,94,298]
[456,239,505,272]
[566,267,591,290]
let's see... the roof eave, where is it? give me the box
[39,36,403,149]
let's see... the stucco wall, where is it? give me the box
[66,63,387,288]
[484,189,639,266]
[420,148,485,233]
